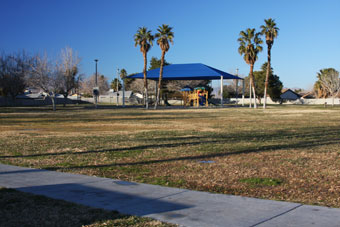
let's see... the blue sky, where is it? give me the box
[1,0,340,90]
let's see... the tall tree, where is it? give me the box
[314,68,335,98]
[119,68,127,80]
[316,68,340,106]
[57,47,81,106]
[149,56,171,103]
[261,18,279,109]
[110,78,122,91]
[149,56,170,70]
[0,51,31,99]
[134,27,154,109]
[119,69,128,105]
[29,54,60,111]
[119,69,128,92]
[253,62,283,103]
[238,28,263,108]
[154,24,174,109]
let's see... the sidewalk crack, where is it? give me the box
[250,204,303,227]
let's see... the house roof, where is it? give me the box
[126,63,242,81]
[300,91,315,99]
[280,89,301,100]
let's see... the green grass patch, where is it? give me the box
[150,176,186,187]
[239,177,283,187]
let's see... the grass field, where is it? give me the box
[0,187,174,227]
[1,105,340,208]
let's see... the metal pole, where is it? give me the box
[235,68,239,105]
[94,59,98,109]
[95,60,98,86]
[235,80,239,106]
[155,80,158,105]
[242,79,245,106]
[220,76,223,107]
[122,76,125,107]
[116,68,119,106]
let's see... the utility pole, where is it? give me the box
[94,59,98,109]
[116,68,119,106]
[122,72,125,107]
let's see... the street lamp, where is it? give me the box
[116,68,119,106]
[94,59,99,108]
[95,59,98,86]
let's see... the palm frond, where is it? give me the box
[237,28,263,65]
[155,24,174,51]
[261,18,279,44]
[134,26,154,53]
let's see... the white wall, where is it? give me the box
[229,97,340,105]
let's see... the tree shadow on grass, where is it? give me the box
[44,137,340,171]
[0,184,184,227]
[0,114,206,124]
[1,125,339,161]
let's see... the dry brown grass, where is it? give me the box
[1,105,340,208]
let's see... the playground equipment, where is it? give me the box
[181,87,209,107]
[180,87,192,106]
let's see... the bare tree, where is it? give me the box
[29,54,61,111]
[0,51,31,99]
[319,69,340,106]
[128,79,156,96]
[57,47,81,106]
[79,74,109,96]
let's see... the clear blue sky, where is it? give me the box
[1,0,340,90]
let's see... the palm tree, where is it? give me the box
[134,27,154,109]
[261,18,279,109]
[119,68,127,80]
[120,69,127,106]
[314,68,338,98]
[238,28,263,108]
[154,24,174,109]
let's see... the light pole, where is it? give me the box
[236,68,239,105]
[116,68,119,106]
[94,59,98,108]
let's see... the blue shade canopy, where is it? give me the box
[180,88,192,92]
[126,63,243,80]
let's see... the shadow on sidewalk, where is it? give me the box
[16,181,192,216]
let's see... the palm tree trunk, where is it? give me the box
[143,52,148,109]
[155,51,165,109]
[250,64,257,108]
[263,44,272,109]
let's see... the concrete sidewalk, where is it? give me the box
[0,164,339,227]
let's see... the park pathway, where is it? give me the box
[0,163,340,227]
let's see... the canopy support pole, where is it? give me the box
[155,80,158,105]
[242,79,245,106]
[235,79,239,105]
[122,78,125,107]
[221,76,223,107]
